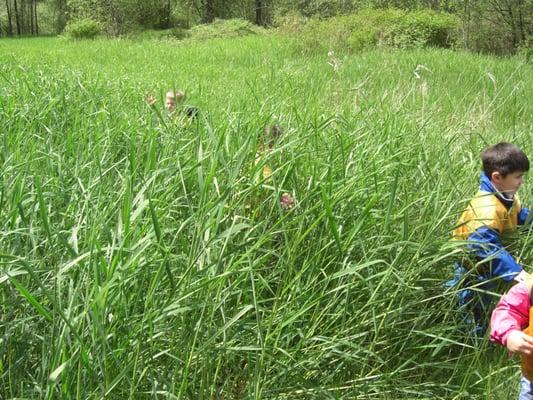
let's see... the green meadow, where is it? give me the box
[0,35,532,399]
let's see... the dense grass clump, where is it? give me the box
[0,35,532,399]
[188,18,264,41]
[125,19,263,42]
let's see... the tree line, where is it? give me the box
[0,0,531,54]
[3,0,39,35]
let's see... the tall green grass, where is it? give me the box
[0,35,532,399]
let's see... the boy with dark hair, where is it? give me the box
[448,142,530,335]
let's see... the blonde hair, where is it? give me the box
[166,90,185,102]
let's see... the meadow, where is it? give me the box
[0,35,532,399]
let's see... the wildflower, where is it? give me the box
[420,81,428,97]
[327,50,341,72]
[486,72,497,89]
[413,64,431,80]
[280,193,295,210]
[353,95,359,112]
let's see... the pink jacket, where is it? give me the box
[490,282,531,346]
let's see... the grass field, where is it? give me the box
[0,35,532,399]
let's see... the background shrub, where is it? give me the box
[188,18,262,41]
[124,28,189,41]
[384,10,459,49]
[294,9,460,54]
[170,27,190,40]
[64,18,102,39]
[274,10,308,34]
[517,36,532,63]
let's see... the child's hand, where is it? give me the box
[507,330,533,355]
[514,270,530,283]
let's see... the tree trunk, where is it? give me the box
[54,0,67,34]
[516,0,526,44]
[29,0,34,34]
[165,0,171,28]
[21,0,25,34]
[6,0,14,36]
[204,0,215,23]
[34,0,38,35]
[255,0,264,26]
[462,0,471,49]
[505,1,518,48]
[13,0,21,35]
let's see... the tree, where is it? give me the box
[2,0,40,36]
[5,0,14,35]
[486,0,532,47]
[204,0,216,22]
[34,0,38,34]
[255,0,265,25]
[13,0,21,35]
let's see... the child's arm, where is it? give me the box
[519,207,530,225]
[468,226,523,281]
[516,205,530,281]
[491,282,533,354]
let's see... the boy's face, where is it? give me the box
[492,171,526,196]
[165,97,176,112]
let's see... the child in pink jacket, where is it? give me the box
[491,281,533,399]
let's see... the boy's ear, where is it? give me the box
[491,171,502,183]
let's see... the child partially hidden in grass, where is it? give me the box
[165,90,199,119]
[255,124,294,210]
[491,280,533,399]
[447,143,530,335]
[256,124,282,180]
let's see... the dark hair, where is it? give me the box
[481,142,529,177]
[261,124,283,149]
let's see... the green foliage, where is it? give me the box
[66,0,103,22]
[384,9,458,49]
[170,26,190,39]
[125,28,187,41]
[120,18,264,43]
[34,1,64,35]
[294,8,459,54]
[454,0,533,55]
[273,0,358,18]
[64,18,102,39]
[0,11,8,37]
[466,20,513,56]
[274,10,308,33]
[188,18,263,40]
[517,37,533,63]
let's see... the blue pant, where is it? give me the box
[445,263,497,336]
[520,376,533,400]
